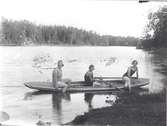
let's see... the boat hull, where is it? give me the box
[24,77,149,93]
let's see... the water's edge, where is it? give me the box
[66,90,166,126]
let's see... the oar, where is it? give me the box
[39,67,56,69]
[95,77,138,80]
[94,77,122,80]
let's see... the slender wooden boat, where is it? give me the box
[24,77,149,93]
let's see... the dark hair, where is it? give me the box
[89,64,94,70]
[131,60,138,65]
[58,60,63,64]
[57,60,64,66]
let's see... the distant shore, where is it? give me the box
[0,43,136,47]
[67,90,166,126]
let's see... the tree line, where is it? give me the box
[0,18,138,46]
[140,6,167,49]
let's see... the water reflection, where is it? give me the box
[144,50,167,93]
[151,50,167,90]
[84,93,94,110]
[52,93,71,124]
[50,92,114,124]
[24,91,51,100]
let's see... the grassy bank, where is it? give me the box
[67,90,166,126]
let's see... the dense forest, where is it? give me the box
[140,6,167,49]
[0,18,138,46]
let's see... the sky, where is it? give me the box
[0,0,166,37]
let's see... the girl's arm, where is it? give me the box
[136,67,139,79]
[52,69,58,88]
[127,67,131,78]
[89,73,94,82]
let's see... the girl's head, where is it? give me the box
[57,60,64,68]
[89,64,95,71]
[131,60,138,66]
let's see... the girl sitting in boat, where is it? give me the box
[84,65,95,86]
[52,60,71,93]
[84,65,106,87]
[122,60,139,92]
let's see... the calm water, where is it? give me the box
[0,46,166,126]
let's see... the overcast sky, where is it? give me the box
[0,0,166,37]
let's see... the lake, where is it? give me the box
[0,46,166,126]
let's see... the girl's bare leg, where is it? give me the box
[123,77,131,92]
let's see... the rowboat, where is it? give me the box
[24,77,149,93]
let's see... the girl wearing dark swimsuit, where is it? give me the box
[84,65,95,86]
[122,60,139,92]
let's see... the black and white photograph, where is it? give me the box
[0,0,166,126]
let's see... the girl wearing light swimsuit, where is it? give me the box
[122,60,139,92]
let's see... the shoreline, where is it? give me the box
[0,44,136,47]
[66,90,166,126]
